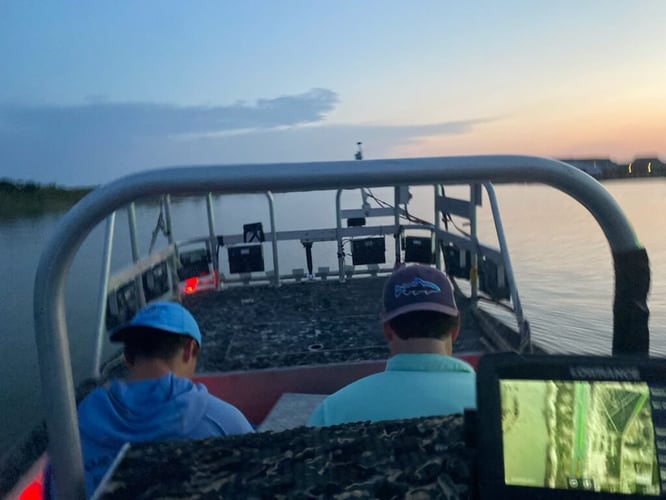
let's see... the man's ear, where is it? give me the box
[450,322,460,343]
[382,322,394,342]
[123,348,134,367]
[181,339,198,363]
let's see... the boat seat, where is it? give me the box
[257,393,326,432]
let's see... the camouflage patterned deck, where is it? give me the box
[95,279,482,498]
[183,276,489,373]
[98,414,474,499]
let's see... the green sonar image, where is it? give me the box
[501,380,660,495]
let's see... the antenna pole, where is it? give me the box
[354,141,363,161]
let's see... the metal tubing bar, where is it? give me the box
[177,224,401,248]
[469,185,479,299]
[35,285,85,498]
[127,202,146,308]
[33,155,645,496]
[223,266,396,284]
[483,183,525,324]
[434,185,442,270]
[336,189,345,282]
[394,187,401,266]
[163,195,178,294]
[92,212,116,379]
[265,192,280,286]
[164,195,175,246]
[41,156,639,251]
[303,241,314,276]
[205,193,218,287]
[127,202,140,262]
[340,207,396,218]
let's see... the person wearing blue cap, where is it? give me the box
[46,301,253,498]
[308,264,476,427]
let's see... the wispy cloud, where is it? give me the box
[168,119,494,164]
[0,89,493,185]
[1,88,338,137]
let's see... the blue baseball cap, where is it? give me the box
[110,301,202,346]
[381,264,458,322]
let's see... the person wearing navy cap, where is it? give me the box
[308,264,476,427]
[46,301,253,498]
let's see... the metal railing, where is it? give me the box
[34,155,648,499]
[91,179,528,374]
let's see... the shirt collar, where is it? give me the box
[386,353,475,373]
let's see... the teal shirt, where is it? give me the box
[307,354,476,427]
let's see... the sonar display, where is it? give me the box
[500,379,662,495]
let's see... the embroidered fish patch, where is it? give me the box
[394,278,441,297]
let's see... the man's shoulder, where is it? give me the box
[203,393,246,418]
[313,372,387,409]
[77,384,110,413]
[307,372,390,426]
[203,392,236,411]
[200,393,254,434]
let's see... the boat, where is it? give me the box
[6,155,650,498]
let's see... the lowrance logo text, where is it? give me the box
[569,366,640,381]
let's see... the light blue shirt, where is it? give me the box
[307,354,476,427]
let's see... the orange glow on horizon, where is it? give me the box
[391,107,666,163]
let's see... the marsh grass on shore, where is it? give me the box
[0,179,93,219]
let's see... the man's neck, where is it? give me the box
[128,358,174,381]
[390,337,452,356]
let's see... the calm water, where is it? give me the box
[1,179,665,454]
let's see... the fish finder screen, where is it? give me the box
[500,380,666,496]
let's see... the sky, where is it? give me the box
[1,0,665,186]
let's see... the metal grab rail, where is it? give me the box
[483,182,529,346]
[34,155,648,499]
[92,213,115,378]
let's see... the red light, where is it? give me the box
[18,473,43,500]
[184,277,198,294]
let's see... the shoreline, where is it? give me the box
[2,162,664,220]
[0,179,93,219]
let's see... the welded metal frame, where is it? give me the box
[34,155,645,499]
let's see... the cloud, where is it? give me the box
[0,89,493,185]
[2,88,338,137]
[161,119,493,165]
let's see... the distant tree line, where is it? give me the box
[0,178,93,219]
[1,157,664,219]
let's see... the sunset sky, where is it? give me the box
[1,0,665,185]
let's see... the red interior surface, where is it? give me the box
[11,454,45,500]
[195,353,482,425]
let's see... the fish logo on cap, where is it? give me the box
[394,278,441,297]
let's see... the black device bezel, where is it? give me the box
[476,353,666,500]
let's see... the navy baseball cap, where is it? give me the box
[110,301,202,346]
[381,264,458,322]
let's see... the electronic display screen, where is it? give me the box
[500,379,664,495]
[476,354,666,500]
